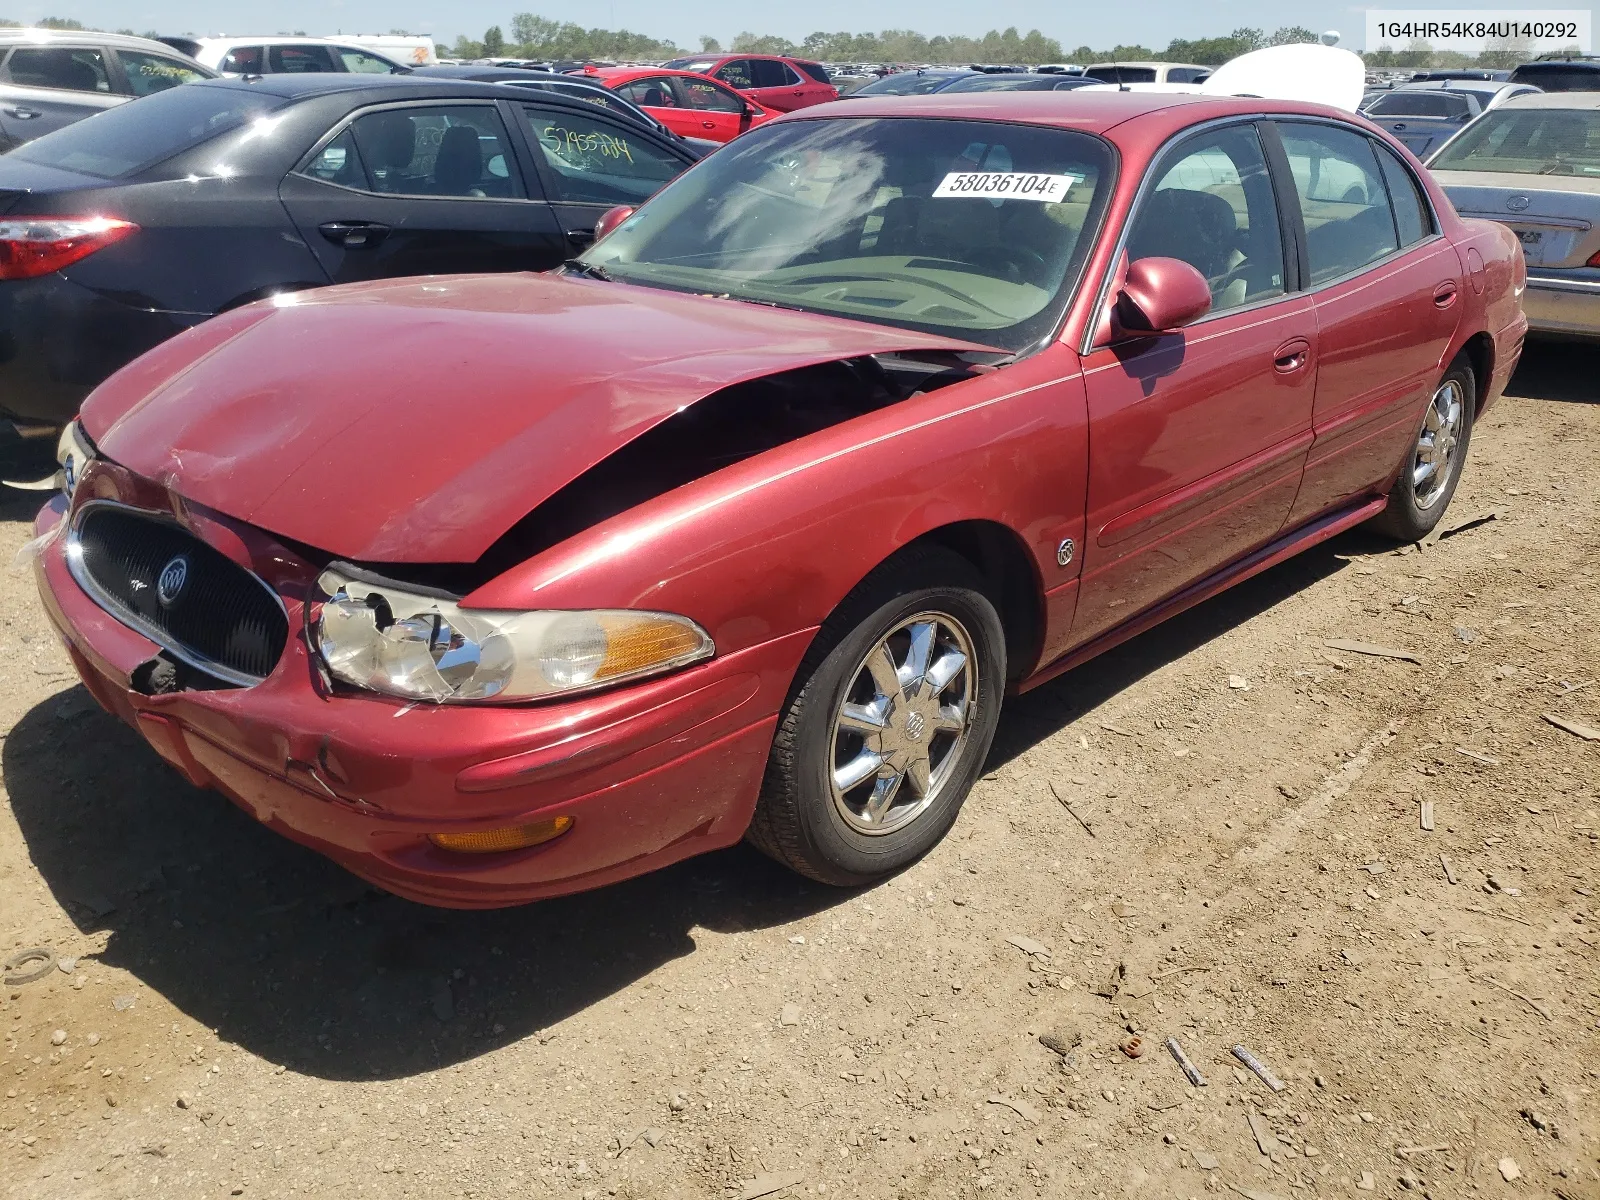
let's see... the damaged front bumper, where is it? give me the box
[29,483,806,909]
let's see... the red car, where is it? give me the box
[33,92,1525,909]
[660,52,838,111]
[582,66,775,143]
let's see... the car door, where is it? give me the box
[612,74,698,139]
[1271,122,1465,526]
[713,58,757,100]
[0,43,123,146]
[513,101,695,248]
[668,75,758,142]
[1074,121,1316,643]
[745,58,812,112]
[277,100,569,282]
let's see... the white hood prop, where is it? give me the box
[1200,44,1367,112]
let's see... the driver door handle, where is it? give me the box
[4,106,41,119]
[318,221,390,249]
[1273,337,1311,374]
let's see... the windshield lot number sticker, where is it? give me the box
[934,172,1081,202]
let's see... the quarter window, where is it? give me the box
[348,106,524,198]
[1125,124,1285,314]
[1371,140,1434,246]
[4,46,111,93]
[119,50,208,97]
[519,104,683,205]
[336,48,398,74]
[1278,124,1401,283]
[298,127,370,189]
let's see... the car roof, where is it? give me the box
[792,89,1338,132]
[180,73,560,102]
[586,66,733,83]
[193,35,372,48]
[0,27,199,54]
[1497,90,1600,110]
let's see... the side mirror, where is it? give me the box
[593,204,635,242]
[1115,257,1212,336]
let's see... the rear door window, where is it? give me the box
[4,46,112,92]
[118,50,210,97]
[518,103,684,205]
[269,45,336,73]
[1276,123,1401,283]
[349,105,526,198]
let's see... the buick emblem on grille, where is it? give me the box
[156,554,190,606]
[1506,194,1531,212]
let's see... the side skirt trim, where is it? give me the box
[1016,494,1388,694]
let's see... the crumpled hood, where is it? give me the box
[83,273,989,563]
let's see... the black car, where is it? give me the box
[935,73,1099,94]
[410,64,719,156]
[0,73,699,434]
[1509,54,1600,92]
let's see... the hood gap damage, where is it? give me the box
[351,352,988,596]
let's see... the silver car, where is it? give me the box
[1429,92,1600,340]
[0,28,213,148]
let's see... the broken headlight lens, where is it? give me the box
[313,568,714,704]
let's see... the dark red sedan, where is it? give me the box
[32,92,1525,908]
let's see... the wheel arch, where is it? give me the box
[1458,330,1494,414]
[886,519,1046,687]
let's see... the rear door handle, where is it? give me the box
[566,228,595,247]
[1433,282,1459,308]
[318,220,389,249]
[1273,337,1311,374]
[702,120,716,128]
[5,107,41,120]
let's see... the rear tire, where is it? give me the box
[746,545,1005,887]
[1368,358,1474,542]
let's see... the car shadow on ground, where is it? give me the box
[1,522,1379,1081]
[1508,340,1596,404]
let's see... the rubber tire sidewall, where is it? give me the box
[1371,359,1476,542]
[752,549,1006,887]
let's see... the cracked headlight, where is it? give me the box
[314,567,714,704]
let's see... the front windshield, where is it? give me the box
[1429,106,1600,176]
[856,72,965,96]
[583,117,1114,353]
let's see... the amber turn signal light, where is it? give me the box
[428,816,573,855]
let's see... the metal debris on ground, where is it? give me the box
[1165,1035,1207,1086]
[2,946,55,985]
[1440,855,1458,884]
[1231,1045,1287,1092]
[1323,639,1422,664]
[1420,801,1435,832]
[1396,1142,1451,1157]
[1454,746,1500,765]
[1542,712,1600,741]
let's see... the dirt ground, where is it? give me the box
[0,343,1596,1200]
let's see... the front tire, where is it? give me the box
[747,546,1005,886]
[1369,358,1475,542]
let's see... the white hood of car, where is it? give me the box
[1201,44,1366,112]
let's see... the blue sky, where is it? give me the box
[27,0,1591,50]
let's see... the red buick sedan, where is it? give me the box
[582,66,776,143]
[33,92,1525,908]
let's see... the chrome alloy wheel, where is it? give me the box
[1412,378,1465,510]
[828,611,977,836]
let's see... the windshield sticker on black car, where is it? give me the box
[933,171,1082,201]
